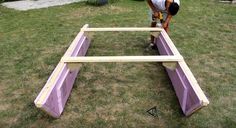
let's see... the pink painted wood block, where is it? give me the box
[155,31,209,116]
[34,25,91,118]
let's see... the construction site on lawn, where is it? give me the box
[34,24,209,118]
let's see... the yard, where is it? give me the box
[0,0,236,127]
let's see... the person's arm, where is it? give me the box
[163,0,172,31]
[146,0,160,18]
[163,15,172,31]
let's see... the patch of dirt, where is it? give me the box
[85,103,129,122]
[64,5,131,20]
[132,113,164,126]
[94,80,107,90]
[109,5,131,13]
[0,82,10,111]
[111,83,120,96]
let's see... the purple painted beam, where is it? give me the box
[155,31,209,116]
[34,24,91,118]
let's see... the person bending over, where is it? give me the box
[146,0,180,48]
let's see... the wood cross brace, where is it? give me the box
[61,55,183,70]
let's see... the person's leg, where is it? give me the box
[150,20,157,44]
[147,10,159,49]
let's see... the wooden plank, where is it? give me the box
[81,27,163,32]
[159,31,180,55]
[219,0,235,3]
[178,61,210,106]
[61,56,183,63]
[151,31,161,38]
[162,29,210,105]
[155,31,209,116]
[34,24,91,118]
[162,62,178,70]
[64,24,89,57]
[34,24,88,107]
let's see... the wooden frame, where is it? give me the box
[34,24,209,118]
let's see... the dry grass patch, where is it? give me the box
[63,5,131,20]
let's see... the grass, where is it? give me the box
[0,0,236,127]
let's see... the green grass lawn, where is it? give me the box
[0,0,236,127]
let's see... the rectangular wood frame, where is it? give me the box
[34,24,209,118]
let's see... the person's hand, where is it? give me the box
[162,22,167,28]
[153,12,160,19]
[162,22,168,30]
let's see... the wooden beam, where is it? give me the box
[159,31,181,55]
[219,0,235,3]
[151,31,161,38]
[155,31,209,116]
[178,61,210,106]
[61,56,183,63]
[81,27,163,32]
[34,24,91,118]
[162,62,178,70]
[163,28,210,104]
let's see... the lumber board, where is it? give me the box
[61,56,183,63]
[81,27,163,32]
[155,30,209,116]
[34,24,91,118]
